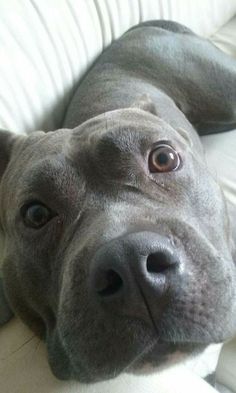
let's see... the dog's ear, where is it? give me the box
[0,130,25,181]
[0,130,23,325]
[0,277,13,326]
[131,94,158,115]
[131,95,194,149]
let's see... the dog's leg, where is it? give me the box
[128,19,195,35]
[174,37,236,135]
[131,21,236,136]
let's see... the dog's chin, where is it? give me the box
[52,311,214,383]
[65,341,207,383]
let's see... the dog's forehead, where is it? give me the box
[68,108,181,160]
[2,108,197,208]
[22,129,69,158]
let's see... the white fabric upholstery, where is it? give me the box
[0,1,236,393]
[217,337,236,393]
[0,0,236,134]
[211,15,236,56]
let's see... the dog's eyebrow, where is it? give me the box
[16,155,81,205]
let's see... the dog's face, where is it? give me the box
[0,107,236,382]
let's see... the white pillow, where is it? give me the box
[0,3,236,393]
[0,0,235,134]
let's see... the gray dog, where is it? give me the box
[0,20,236,383]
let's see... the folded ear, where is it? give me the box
[0,277,13,325]
[131,94,158,115]
[0,130,23,325]
[0,130,16,180]
[0,130,21,181]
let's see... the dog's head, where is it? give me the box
[0,102,236,382]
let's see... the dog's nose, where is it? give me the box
[89,231,181,309]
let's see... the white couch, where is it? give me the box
[0,1,236,392]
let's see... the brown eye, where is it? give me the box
[22,203,54,229]
[149,143,180,173]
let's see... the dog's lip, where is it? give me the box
[139,335,208,362]
[155,340,206,350]
[124,337,206,376]
[142,339,207,368]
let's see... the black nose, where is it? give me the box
[89,232,181,316]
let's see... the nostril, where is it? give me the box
[147,251,175,273]
[97,269,123,297]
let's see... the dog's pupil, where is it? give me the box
[157,151,169,166]
[29,206,48,224]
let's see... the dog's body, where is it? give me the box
[0,21,236,383]
[64,20,236,134]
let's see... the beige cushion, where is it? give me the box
[217,337,236,393]
[0,2,236,393]
[0,0,235,134]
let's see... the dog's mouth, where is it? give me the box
[72,336,206,383]
[54,273,234,382]
[53,307,211,383]
[121,305,209,376]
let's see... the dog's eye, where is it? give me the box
[148,143,180,173]
[22,203,54,229]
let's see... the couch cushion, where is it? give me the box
[0,3,236,393]
[0,0,235,134]
[211,15,236,56]
[216,337,236,393]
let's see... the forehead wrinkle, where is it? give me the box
[15,154,80,203]
[67,108,161,158]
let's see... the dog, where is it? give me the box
[0,20,236,383]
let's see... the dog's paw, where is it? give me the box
[0,278,13,326]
